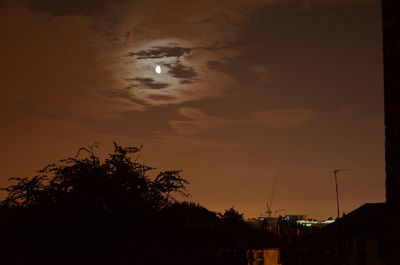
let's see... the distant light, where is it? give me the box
[296,219,335,227]
[155,65,161,74]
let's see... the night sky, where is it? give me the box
[0,0,383,219]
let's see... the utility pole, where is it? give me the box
[333,168,349,265]
[333,169,350,220]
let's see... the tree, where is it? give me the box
[0,143,272,265]
[0,143,190,265]
[162,201,219,228]
[0,142,188,213]
[219,206,246,227]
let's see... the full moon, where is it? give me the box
[155,65,161,74]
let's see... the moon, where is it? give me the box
[155,65,161,74]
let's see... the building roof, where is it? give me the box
[283,203,386,253]
[321,203,386,238]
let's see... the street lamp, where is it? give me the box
[333,168,350,220]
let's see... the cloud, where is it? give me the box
[251,109,314,127]
[21,0,127,16]
[170,107,314,135]
[127,78,170,90]
[115,0,274,46]
[0,1,146,122]
[118,45,237,106]
[128,46,192,60]
[4,0,249,118]
[249,65,273,83]
[0,0,369,127]
[170,108,232,135]
[12,0,374,112]
[298,0,377,8]
[112,0,376,107]
[112,0,281,107]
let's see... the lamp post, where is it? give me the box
[333,168,350,220]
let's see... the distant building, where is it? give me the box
[281,215,307,222]
[296,219,335,228]
[246,218,263,228]
[257,217,280,235]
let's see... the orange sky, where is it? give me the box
[0,0,383,219]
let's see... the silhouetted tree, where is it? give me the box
[0,143,189,265]
[162,201,219,228]
[219,206,246,227]
[0,143,188,212]
[0,143,278,265]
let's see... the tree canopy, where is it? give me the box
[0,143,188,213]
[0,143,276,265]
[219,206,246,227]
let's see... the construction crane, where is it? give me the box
[274,209,286,217]
[266,173,279,217]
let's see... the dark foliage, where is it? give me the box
[219,206,246,227]
[0,143,278,265]
[0,143,188,211]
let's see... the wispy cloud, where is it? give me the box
[113,0,282,107]
[0,1,144,124]
[7,0,376,114]
[170,108,232,135]
[170,107,314,135]
[298,0,377,8]
[251,109,314,128]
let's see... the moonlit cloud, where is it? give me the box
[111,0,284,107]
[117,42,237,106]
[11,0,375,111]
